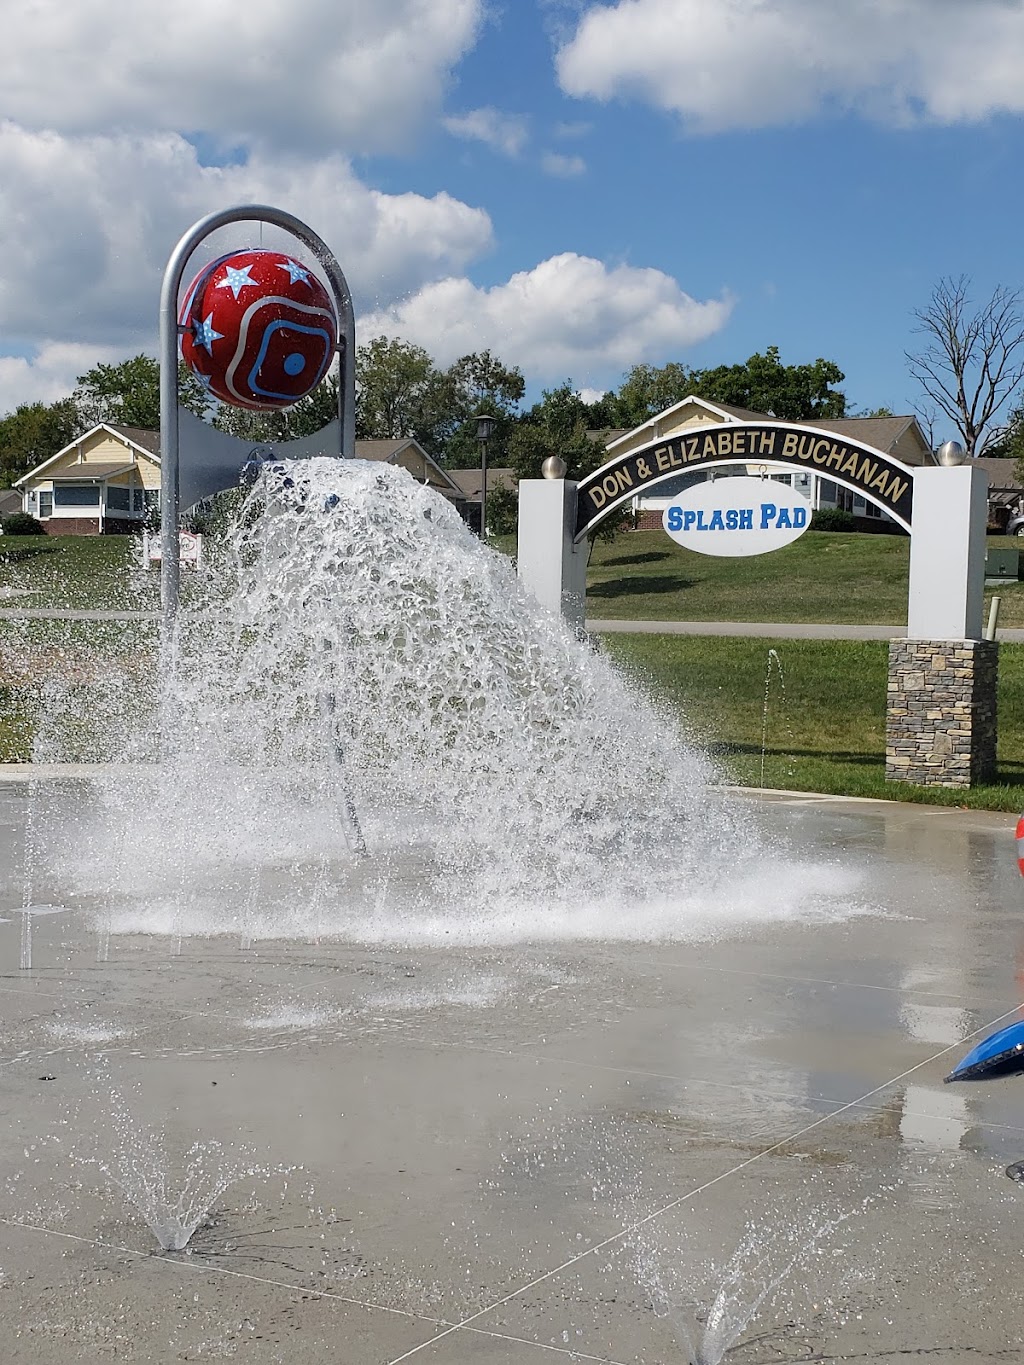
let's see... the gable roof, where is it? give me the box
[802,415,925,453]
[605,395,752,450]
[14,422,162,485]
[446,468,517,500]
[975,457,1022,491]
[354,437,463,493]
[605,396,931,461]
[49,462,138,480]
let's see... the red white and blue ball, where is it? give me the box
[179,249,337,410]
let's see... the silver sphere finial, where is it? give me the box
[936,439,967,467]
[542,455,567,480]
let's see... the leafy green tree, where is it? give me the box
[212,373,340,443]
[602,361,699,427]
[354,337,448,451]
[438,351,525,469]
[692,345,847,420]
[508,381,605,482]
[72,354,212,429]
[985,404,1024,474]
[0,398,80,487]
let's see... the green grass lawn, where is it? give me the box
[603,633,1024,810]
[585,529,1024,626]
[2,530,1023,812]
[0,535,158,612]
[7,528,1024,627]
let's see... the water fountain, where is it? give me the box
[5,210,1020,1360]
[57,456,785,945]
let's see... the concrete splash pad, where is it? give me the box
[2,783,1024,1362]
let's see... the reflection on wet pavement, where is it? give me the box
[1,784,1024,1362]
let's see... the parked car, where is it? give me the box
[1007,511,1024,537]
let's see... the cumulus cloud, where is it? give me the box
[0,343,129,416]
[444,108,530,156]
[361,253,731,384]
[0,0,483,154]
[0,124,493,348]
[557,0,1024,130]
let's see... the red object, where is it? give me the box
[179,249,337,410]
[1016,813,1024,878]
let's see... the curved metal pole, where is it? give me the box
[159,203,356,630]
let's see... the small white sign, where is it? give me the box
[662,476,812,557]
[142,531,203,569]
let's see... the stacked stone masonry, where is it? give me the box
[885,639,998,787]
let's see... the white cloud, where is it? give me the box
[444,108,530,156]
[0,0,483,154]
[362,253,732,384]
[0,124,493,348]
[557,0,1024,130]
[541,152,587,177]
[0,342,128,416]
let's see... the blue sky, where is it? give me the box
[2,0,1024,430]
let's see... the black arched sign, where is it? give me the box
[574,422,915,541]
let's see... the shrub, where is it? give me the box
[811,507,856,532]
[1,511,44,536]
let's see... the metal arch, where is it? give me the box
[572,422,917,542]
[159,203,356,627]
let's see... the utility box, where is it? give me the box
[984,547,1020,580]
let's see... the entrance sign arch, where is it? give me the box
[573,421,915,541]
[516,422,995,788]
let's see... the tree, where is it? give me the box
[72,354,213,429]
[212,372,340,443]
[692,346,847,420]
[985,402,1024,469]
[354,337,447,452]
[437,351,525,469]
[508,382,605,483]
[906,276,1024,457]
[602,361,699,428]
[0,398,80,487]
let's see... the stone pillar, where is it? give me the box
[887,462,996,788]
[885,640,998,787]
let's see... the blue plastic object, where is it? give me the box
[945,1019,1024,1083]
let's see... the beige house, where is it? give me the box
[609,396,934,529]
[15,428,466,534]
[16,424,160,534]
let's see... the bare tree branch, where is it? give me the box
[905,275,1024,457]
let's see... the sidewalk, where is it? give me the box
[1,607,1022,642]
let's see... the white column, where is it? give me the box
[517,479,588,632]
[907,465,989,641]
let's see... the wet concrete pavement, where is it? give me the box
[1,782,1024,1362]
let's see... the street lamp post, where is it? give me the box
[475,412,496,539]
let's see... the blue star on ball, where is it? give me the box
[192,313,223,354]
[216,263,258,299]
[276,258,312,286]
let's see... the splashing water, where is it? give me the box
[47,459,864,943]
[641,1204,861,1364]
[760,646,787,791]
[75,1087,279,1252]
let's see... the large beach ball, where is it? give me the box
[179,249,337,410]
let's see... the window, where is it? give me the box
[133,488,146,514]
[106,486,130,512]
[38,491,52,518]
[54,484,100,507]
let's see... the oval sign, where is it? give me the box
[662,476,813,557]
